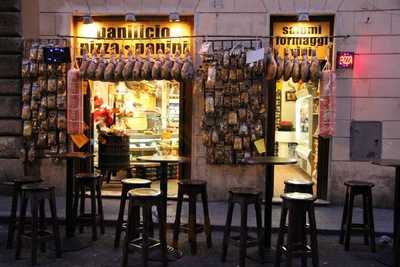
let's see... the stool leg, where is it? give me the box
[339,187,349,244]
[79,185,85,233]
[308,205,319,267]
[115,186,128,248]
[172,188,184,248]
[201,188,212,249]
[72,181,80,235]
[255,200,264,262]
[275,203,287,267]
[188,193,197,255]
[157,203,168,267]
[344,190,354,251]
[122,200,134,267]
[222,197,234,262]
[31,196,39,266]
[142,206,150,267]
[15,194,28,260]
[239,202,248,267]
[39,199,46,253]
[362,193,369,245]
[49,190,62,258]
[6,186,19,249]
[90,183,98,241]
[367,190,376,252]
[96,180,105,235]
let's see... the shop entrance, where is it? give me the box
[270,15,334,198]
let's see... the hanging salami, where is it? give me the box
[67,67,84,134]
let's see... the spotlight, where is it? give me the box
[125,13,136,22]
[82,14,93,24]
[169,12,180,22]
[297,11,309,22]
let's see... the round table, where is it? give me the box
[243,156,297,262]
[137,155,189,260]
[372,159,400,267]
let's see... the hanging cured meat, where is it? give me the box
[161,48,173,80]
[67,67,83,134]
[114,50,126,81]
[132,49,143,81]
[283,48,293,81]
[79,48,89,80]
[181,48,194,82]
[86,50,98,80]
[171,50,183,80]
[309,49,320,84]
[292,49,301,83]
[141,47,154,80]
[95,49,107,81]
[266,47,277,81]
[275,49,284,80]
[104,50,116,81]
[300,51,310,82]
[151,49,163,80]
[122,49,134,80]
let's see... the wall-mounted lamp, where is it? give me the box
[82,14,94,24]
[297,11,310,22]
[169,12,180,22]
[125,13,136,22]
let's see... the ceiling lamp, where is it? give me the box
[169,12,180,22]
[82,14,94,24]
[297,11,310,22]
[125,12,136,22]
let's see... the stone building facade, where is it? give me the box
[1,0,399,207]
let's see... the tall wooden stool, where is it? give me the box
[72,173,105,241]
[122,188,167,267]
[15,184,62,265]
[3,177,43,249]
[222,187,264,267]
[172,180,212,255]
[339,180,376,252]
[114,178,152,248]
[284,178,314,194]
[275,193,318,267]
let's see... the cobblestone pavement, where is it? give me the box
[0,224,393,267]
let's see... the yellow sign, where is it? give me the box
[272,21,331,60]
[254,139,266,154]
[70,134,89,149]
[75,20,192,57]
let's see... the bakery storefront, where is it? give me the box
[72,16,194,197]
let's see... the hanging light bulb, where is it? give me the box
[297,11,310,22]
[82,14,94,24]
[125,13,136,22]
[169,12,180,22]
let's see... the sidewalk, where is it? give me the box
[0,196,394,234]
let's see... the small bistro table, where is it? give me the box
[56,152,94,251]
[243,156,297,260]
[372,159,400,267]
[137,155,189,259]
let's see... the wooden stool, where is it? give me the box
[339,180,376,252]
[72,173,105,241]
[122,188,167,267]
[172,180,212,255]
[222,187,264,267]
[3,177,43,249]
[275,193,318,267]
[15,184,62,266]
[114,178,152,248]
[284,178,314,194]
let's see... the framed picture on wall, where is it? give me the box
[285,91,297,101]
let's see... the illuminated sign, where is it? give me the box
[75,19,192,57]
[272,21,332,60]
[336,51,354,69]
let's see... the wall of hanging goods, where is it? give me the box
[21,39,70,162]
[199,39,266,164]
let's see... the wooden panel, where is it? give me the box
[0,79,21,95]
[0,119,21,135]
[0,96,21,117]
[0,136,22,158]
[0,37,22,54]
[0,12,21,36]
[0,55,21,78]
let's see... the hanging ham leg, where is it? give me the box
[292,49,300,83]
[309,49,320,84]
[300,51,310,83]
[283,48,293,81]
[266,47,277,81]
[275,49,284,80]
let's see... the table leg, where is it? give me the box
[264,165,274,249]
[394,167,400,267]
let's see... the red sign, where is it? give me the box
[336,51,354,69]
